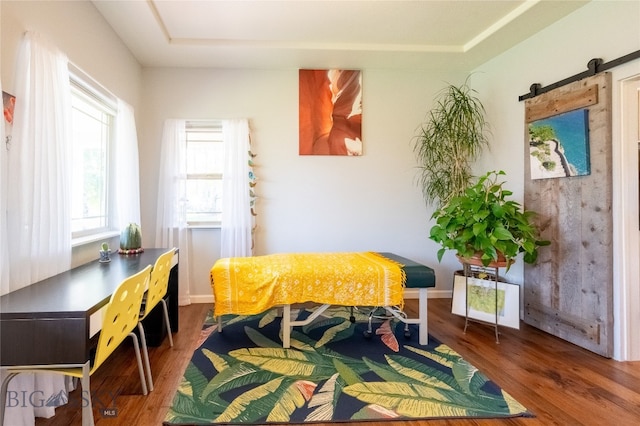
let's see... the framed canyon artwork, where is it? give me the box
[299,69,362,156]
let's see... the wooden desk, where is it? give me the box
[0,249,179,366]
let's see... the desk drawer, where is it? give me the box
[0,317,89,365]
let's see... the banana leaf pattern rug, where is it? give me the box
[164,307,531,424]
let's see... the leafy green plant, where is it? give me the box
[100,242,109,252]
[414,79,490,208]
[429,170,549,268]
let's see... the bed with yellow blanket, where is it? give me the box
[210,252,435,347]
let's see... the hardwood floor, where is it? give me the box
[35,298,640,426]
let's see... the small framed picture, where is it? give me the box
[3,91,16,148]
[451,272,520,329]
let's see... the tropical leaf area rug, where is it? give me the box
[164,306,532,425]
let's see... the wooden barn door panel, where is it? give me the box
[524,73,613,357]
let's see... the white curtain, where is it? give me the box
[221,119,253,258]
[1,31,73,424]
[7,31,72,290]
[113,99,141,229]
[155,119,191,305]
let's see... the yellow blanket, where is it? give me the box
[211,252,406,316]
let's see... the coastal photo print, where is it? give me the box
[3,91,15,148]
[299,69,362,156]
[528,108,590,180]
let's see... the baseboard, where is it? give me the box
[184,294,214,305]
[404,288,451,299]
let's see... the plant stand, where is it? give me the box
[458,256,512,344]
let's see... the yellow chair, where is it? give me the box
[0,265,152,426]
[138,248,176,392]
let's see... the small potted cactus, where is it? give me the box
[99,242,111,263]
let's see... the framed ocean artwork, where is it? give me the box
[528,108,590,180]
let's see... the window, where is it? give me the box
[185,121,225,225]
[69,74,117,238]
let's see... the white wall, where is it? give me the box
[470,0,640,360]
[1,1,140,106]
[1,0,142,267]
[138,67,466,299]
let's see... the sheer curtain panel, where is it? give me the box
[221,119,253,258]
[155,119,191,305]
[114,99,141,228]
[2,31,74,424]
[7,31,72,291]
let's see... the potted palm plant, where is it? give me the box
[414,79,490,208]
[429,170,549,270]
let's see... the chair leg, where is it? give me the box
[0,372,19,426]
[136,323,153,392]
[80,361,95,426]
[160,299,174,347]
[129,331,149,395]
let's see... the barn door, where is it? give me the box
[523,73,613,357]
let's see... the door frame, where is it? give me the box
[615,76,640,360]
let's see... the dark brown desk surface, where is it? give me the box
[0,248,175,365]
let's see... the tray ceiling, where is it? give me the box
[92,0,589,70]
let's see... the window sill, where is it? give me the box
[72,230,120,248]
[71,226,219,248]
[188,224,221,230]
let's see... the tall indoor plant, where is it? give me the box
[414,79,490,208]
[429,170,549,269]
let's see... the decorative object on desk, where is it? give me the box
[429,170,549,270]
[414,78,490,208]
[119,222,144,254]
[99,242,111,263]
[163,307,532,425]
